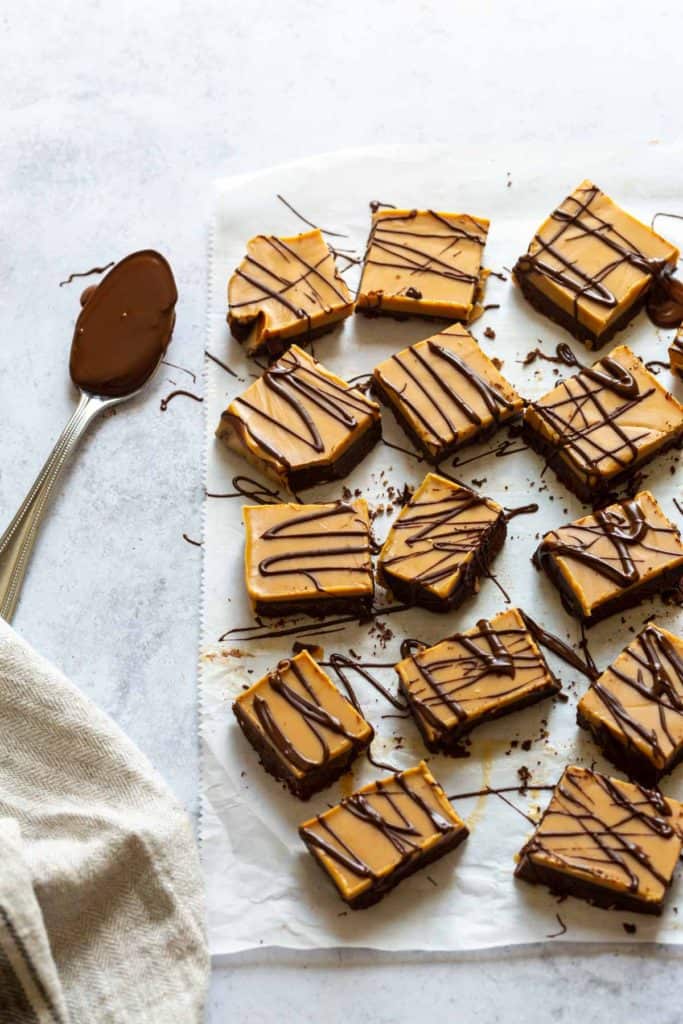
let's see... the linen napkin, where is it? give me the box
[0,618,209,1023]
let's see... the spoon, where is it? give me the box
[0,250,178,622]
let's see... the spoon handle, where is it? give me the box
[0,393,113,622]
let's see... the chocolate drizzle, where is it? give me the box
[231,235,349,319]
[59,261,114,287]
[518,610,598,680]
[256,503,372,593]
[536,496,677,589]
[207,475,283,504]
[251,657,363,772]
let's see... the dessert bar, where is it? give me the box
[228,229,354,359]
[372,324,523,462]
[299,761,468,908]
[243,499,374,618]
[516,764,683,914]
[378,472,506,612]
[513,181,678,348]
[233,650,374,799]
[216,345,381,491]
[533,491,683,626]
[394,607,561,754]
[523,344,683,502]
[357,209,489,321]
[578,623,683,785]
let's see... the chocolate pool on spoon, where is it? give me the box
[0,250,178,621]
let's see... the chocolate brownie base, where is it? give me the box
[513,264,649,351]
[285,419,382,492]
[228,315,346,363]
[300,820,469,909]
[576,706,683,788]
[515,853,667,915]
[532,546,683,627]
[378,515,507,612]
[521,419,683,504]
[233,700,373,800]
[372,376,522,464]
[251,595,374,620]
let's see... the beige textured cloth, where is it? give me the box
[0,619,209,1023]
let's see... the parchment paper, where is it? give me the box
[200,145,683,955]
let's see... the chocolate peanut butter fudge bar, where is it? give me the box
[513,181,679,349]
[372,324,524,462]
[515,765,683,914]
[378,473,506,612]
[216,345,381,491]
[299,761,468,908]
[243,499,374,618]
[533,491,683,626]
[578,623,683,785]
[357,209,489,321]
[394,608,561,754]
[670,329,683,379]
[233,650,374,799]
[523,344,683,502]
[228,229,354,359]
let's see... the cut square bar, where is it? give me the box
[515,764,683,914]
[243,499,374,618]
[577,623,683,785]
[298,761,468,909]
[216,345,381,491]
[228,229,354,359]
[233,650,374,799]
[523,344,683,502]
[513,181,678,349]
[357,209,489,321]
[372,324,524,462]
[533,490,683,626]
[378,472,506,612]
[394,607,561,754]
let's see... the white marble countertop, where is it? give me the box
[3,1,682,1019]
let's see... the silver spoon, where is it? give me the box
[0,250,177,622]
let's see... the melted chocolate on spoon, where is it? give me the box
[69,250,178,397]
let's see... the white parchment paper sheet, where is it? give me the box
[200,145,683,955]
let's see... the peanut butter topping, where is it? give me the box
[216,345,380,488]
[517,765,683,905]
[514,181,679,342]
[298,761,466,903]
[227,229,354,358]
[357,209,489,320]
[243,499,373,609]
[524,344,683,489]
[372,324,523,460]
[579,623,683,773]
[233,650,373,779]
[669,327,683,379]
[379,473,503,602]
[395,608,558,747]
[535,490,683,618]
[69,250,177,396]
